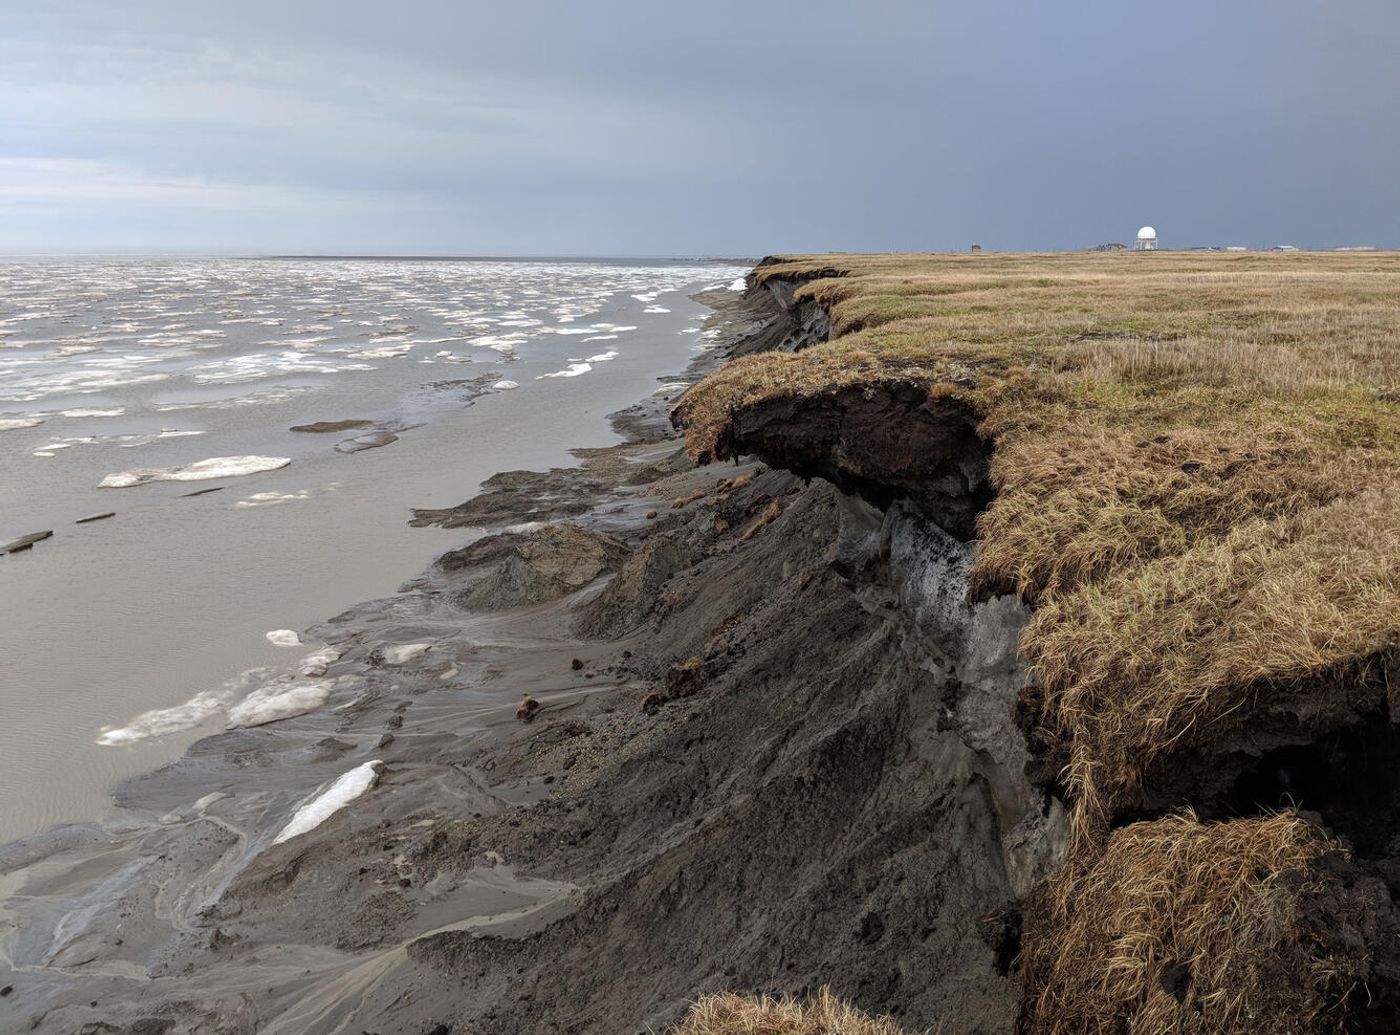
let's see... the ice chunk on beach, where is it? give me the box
[492,379,519,390]
[272,760,383,845]
[381,642,431,665]
[299,646,342,677]
[99,455,290,488]
[729,277,747,291]
[266,629,301,647]
[97,690,227,746]
[226,678,333,728]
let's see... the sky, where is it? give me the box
[2,0,1398,255]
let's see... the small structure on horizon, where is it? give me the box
[970,244,982,253]
[1136,226,1159,251]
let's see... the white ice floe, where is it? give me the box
[97,690,228,745]
[643,306,671,314]
[226,678,332,728]
[0,417,43,430]
[58,407,125,418]
[586,350,619,363]
[347,344,416,360]
[582,334,618,342]
[299,646,342,677]
[188,351,373,385]
[99,455,290,488]
[492,380,519,390]
[272,760,383,845]
[116,429,204,448]
[237,490,311,508]
[540,363,592,379]
[266,629,301,647]
[382,642,432,665]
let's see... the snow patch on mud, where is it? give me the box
[272,760,383,844]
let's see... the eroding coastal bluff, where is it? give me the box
[5,252,1400,1034]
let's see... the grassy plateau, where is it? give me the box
[676,251,1400,1031]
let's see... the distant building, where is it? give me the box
[1136,226,1159,250]
[970,244,983,253]
[1225,246,1248,252]
[1091,242,1128,252]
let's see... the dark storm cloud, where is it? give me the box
[2,0,1397,253]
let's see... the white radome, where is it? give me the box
[1137,226,1158,241]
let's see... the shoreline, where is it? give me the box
[0,280,781,1031]
[0,258,742,845]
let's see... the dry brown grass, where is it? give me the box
[741,499,782,540]
[1021,811,1353,1035]
[676,251,1400,837]
[666,987,922,1035]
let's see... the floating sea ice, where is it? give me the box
[99,455,290,488]
[587,350,619,363]
[348,344,415,360]
[582,334,618,342]
[96,689,228,745]
[226,678,333,728]
[492,380,519,390]
[58,407,124,418]
[266,629,301,647]
[643,306,671,314]
[382,642,432,665]
[272,760,383,844]
[236,490,312,508]
[539,363,592,379]
[0,417,43,430]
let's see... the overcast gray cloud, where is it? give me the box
[2,0,1398,254]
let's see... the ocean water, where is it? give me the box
[0,257,745,843]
